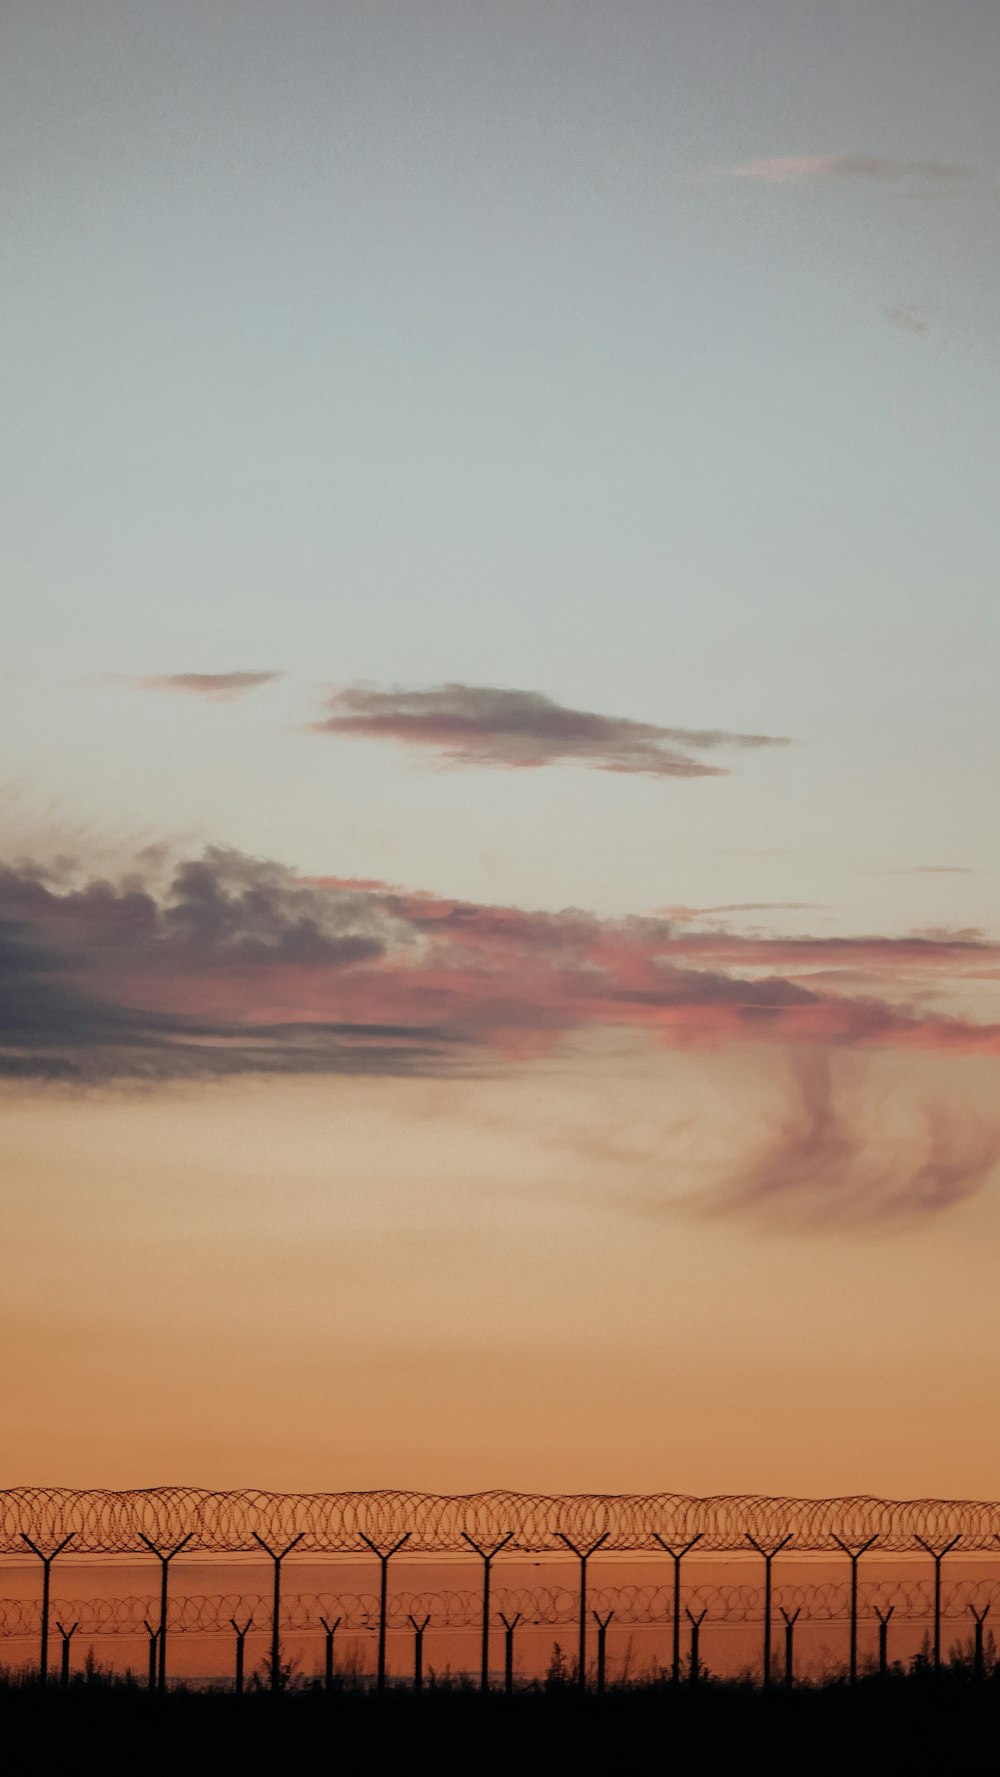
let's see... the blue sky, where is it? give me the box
[3,0,998,929]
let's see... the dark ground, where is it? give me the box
[2,1679,1000,1776]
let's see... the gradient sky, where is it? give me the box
[2,0,999,1496]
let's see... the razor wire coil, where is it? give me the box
[3,1490,1000,1555]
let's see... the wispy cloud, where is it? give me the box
[707,1049,1000,1230]
[890,864,979,876]
[661,902,820,921]
[909,926,985,943]
[725,155,976,186]
[883,304,929,334]
[130,672,283,699]
[1,846,998,1088]
[310,683,790,778]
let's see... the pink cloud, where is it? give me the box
[310,683,789,778]
[2,848,998,1084]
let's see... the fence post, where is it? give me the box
[230,1614,253,1694]
[142,1618,159,1692]
[359,1532,410,1696]
[593,1610,614,1696]
[874,1605,894,1678]
[55,1620,78,1691]
[832,1535,877,1683]
[408,1613,430,1691]
[686,1608,707,1686]
[319,1614,342,1690]
[780,1607,800,1689]
[557,1531,609,1693]
[252,1531,304,1693]
[138,1532,193,1693]
[969,1605,990,1681]
[653,1533,702,1686]
[914,1536,960,1673]
[20,1532,74,1685]
[499,1611,521,1697]
[746,1534,792,1688]
[462,1531,512,1692]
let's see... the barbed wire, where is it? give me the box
[3,1579,1000,1639]
[3,1490,1000,1554]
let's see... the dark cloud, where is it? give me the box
[311,683,790,778]
[0,920,140,1050]
[160,854,386,967]
[133,672,283,699]
[0,853,446,1082]
[0,850,388,971]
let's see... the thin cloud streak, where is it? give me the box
[311,683,790,778]
[890,865,979,876]
[661,902,820,921]
[131,672,283,699]
[725,155,977,185]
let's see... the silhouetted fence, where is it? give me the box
[2,1491,999,1691]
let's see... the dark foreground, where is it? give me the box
[2,1679,999,1777]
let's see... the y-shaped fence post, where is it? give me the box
[138,1531,193,1693]
[875,1605,894,1678]
[969,1604,990,1681]
[832,1534,878,1683]
[653,1533,703,1686]
[230,1614,253,1694]
[686,1608,707,1686]
[252,1531,304,1693]
[462,1531,512,1692]
[55,1619,78,1691]
[409,1612,430,1691]
[557,1531,609,1692]
[499,1611,521,1696]
[915,1535,960,1673]
[359,1532,410,1696]
[20,1532,74,1686]
[593,1610,614,1696]
[319,1614,341,1690]
[141,1618,159,1692]
[746,1533,792,1689]
[780,1607,800,1689]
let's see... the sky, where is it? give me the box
[1,0,999,1499]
